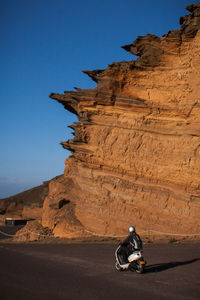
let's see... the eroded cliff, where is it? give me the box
[43,4,200,238]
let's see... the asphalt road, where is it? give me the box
[0,242,199,300]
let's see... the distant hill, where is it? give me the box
[0,180,50,219]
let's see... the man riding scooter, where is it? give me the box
[118,226,143,264]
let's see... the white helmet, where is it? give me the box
[128,226,135,233]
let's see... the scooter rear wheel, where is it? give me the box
[135,263,144,274]
[129,261,144,273]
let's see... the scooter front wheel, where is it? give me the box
[115,262,123,271]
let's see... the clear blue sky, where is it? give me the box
[0,0,198,198]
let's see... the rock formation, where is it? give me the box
[43,3,200,238]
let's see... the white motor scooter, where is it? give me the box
[115,245,146,273]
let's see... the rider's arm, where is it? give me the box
[133,234,143,249]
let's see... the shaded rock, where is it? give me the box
[42,175,84,238]
[82,69,104,83]
[122,4,200,67]
[122,34,164,67]
[13,220,53,242]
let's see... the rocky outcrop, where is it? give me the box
[44,4,200,237]
[42,175,83,237]
[13,220,53,242]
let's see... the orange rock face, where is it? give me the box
[43,4,200,237]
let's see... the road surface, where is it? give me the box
[0,242,199,299]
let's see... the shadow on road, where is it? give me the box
[145,258,200,273]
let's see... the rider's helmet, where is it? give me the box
[128,226,135,233]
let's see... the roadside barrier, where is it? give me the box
[0,228,200,239]
[0,229,19,238]
[84,229,200,238]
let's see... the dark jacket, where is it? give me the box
[121,232,143,251]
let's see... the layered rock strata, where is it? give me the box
[43,4,200,237]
